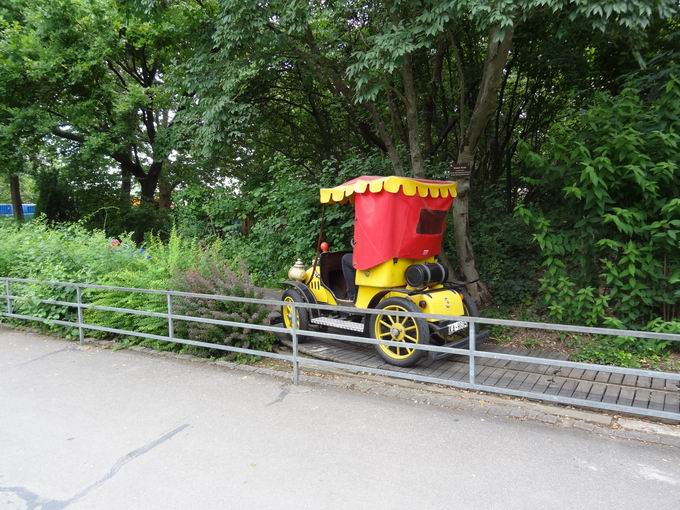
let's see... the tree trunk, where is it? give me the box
[403,53,426,178]
[9,174,24,222]
[139,161,163,203]
[121,168,132,202]
[365,103,404,175]
[452,27,514,305]
[242,215,255,236]
[452,174,488,303]
[140,178,157,203]
[158,178,172,209]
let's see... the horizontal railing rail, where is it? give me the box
[1,276,679,421]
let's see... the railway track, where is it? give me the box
[280,336,680,416]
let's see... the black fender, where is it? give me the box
[281,281,320,319]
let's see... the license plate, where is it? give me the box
[447,321,468,335]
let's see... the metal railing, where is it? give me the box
[1,276,679,421]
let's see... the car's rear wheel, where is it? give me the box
[441,291,478,345]
[370,297,430,367]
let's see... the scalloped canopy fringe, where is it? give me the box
[320,176,457,204]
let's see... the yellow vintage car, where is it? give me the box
[280,176,485,367]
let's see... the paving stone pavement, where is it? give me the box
[281,335,680,416]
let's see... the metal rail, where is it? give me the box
[1,276,679,421]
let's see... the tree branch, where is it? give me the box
[386,88,408,149]
[143,107,156,144]
[112,151,147,180]
[261,18,391,155]
[450,34,467,146]
[117,59,145,86]
[427,117,457,159]
[106,59,128,90]
[52,127,85,143]
[365,103,404,175]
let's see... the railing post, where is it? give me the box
[76,285,84,346]
[167,293,174,340]
[4,279,11,315]
[292,302,300,385]
[468,321,476,387]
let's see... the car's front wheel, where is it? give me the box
[280,288,310,341]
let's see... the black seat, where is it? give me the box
[318,251,350,300]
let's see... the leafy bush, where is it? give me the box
[457,185,538,309]
[571,318,679,368]
[83,229,200,339]
[0,219,134,282]
[171,257,275,360]
[35,170,79,223]
[517,71,680,330]
[0,220,275,360]
[0,219,145,334]
[572,335,670,369]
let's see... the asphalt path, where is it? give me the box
[1,326,679,510]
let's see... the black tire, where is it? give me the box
[370,297,430,367]
[280,288,310,342]
[460,291,479,317]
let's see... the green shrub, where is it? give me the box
[83,228,204,339]
[34,171,78,223]
[0,219,135,282]
[463,185,538,309]
[0,219,144,334]
[171,256,275,360]
[571,318,679,368]
[517,71,680,330]
[0,220,275,361]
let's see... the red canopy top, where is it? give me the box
[320,176,457,270]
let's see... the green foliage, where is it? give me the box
[523,338,541,349]
[0,219,143,334]
[458,185,538,308]
[174,172,326,286]
[117,203,172,243]
[0,220,275,359]
[518,69,680,330]
[0,0,215,237]
[83,229,200,338]
[35,170,78,222]
[171,256,275,361]
[573,335,671,369]
[572,318,679,368]
[175,152,389,285]
[345,0,675,103]
[0,218,136,282]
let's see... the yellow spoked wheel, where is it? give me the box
[371,297,429,367]
[280,289,309,339]
[282,296,298,329]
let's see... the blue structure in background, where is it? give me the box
[0,204,36,217]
